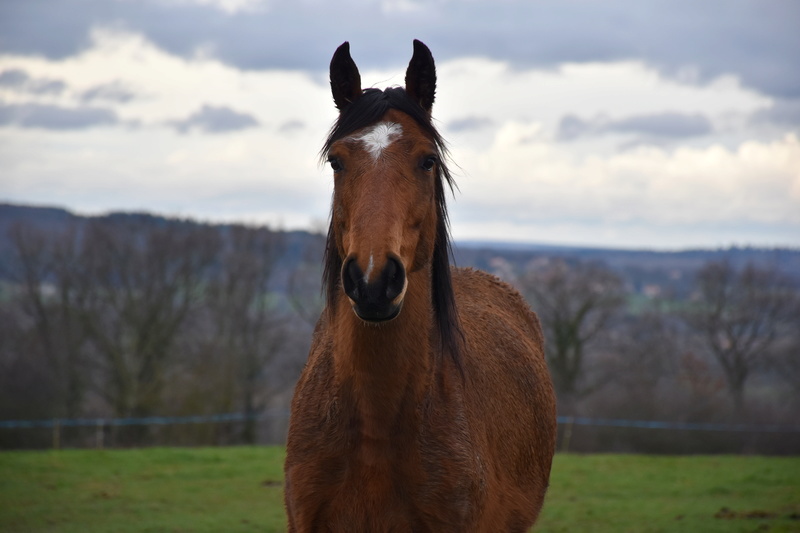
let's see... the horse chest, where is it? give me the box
[289,403,480,531]
[310,445,475,531]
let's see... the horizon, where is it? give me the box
[4,200,798,255]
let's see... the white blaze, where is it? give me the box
[351,122,403,160]
[364,252,375,283]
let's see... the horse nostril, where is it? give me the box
[342,257,363,301]
[383,256,406,301]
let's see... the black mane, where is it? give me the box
[320,87,463,371]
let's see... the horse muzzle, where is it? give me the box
[342,254,406,322]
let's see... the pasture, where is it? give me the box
[1,447,798,532]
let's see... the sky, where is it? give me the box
[1,0,798,250]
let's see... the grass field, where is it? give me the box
[1,447,798,532]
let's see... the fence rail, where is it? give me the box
[0,410,289,429]
[555,416,800,433]
[0,410,291,449]
[2,412,799,432]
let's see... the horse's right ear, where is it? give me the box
[330,42,362,112]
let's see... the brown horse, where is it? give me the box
[284,40,557,532]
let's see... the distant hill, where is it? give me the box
[2,203,798,295]
[455,239,800,294]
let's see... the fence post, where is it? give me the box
[561,416,574,453]
[95,420,104,449]
[52,419,60,450]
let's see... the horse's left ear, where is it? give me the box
[405,39,436,113]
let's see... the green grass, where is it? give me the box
[539,454,800,532]
[0,447,287,533]
[1,448,798,532]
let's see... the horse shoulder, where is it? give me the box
[289,313,336,423]
[452,267,544,348]
[450,267,556,522]
[285,312,352,525]
[451,267,553,415]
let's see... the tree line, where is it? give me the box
[1,214,798,452]
[0,215,314,447]
[516,256,799,453]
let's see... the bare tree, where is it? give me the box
[71,217,219,441]
[771,334,800,396]
[199,224,286,443]
[286,234,325,328]
[518,258,627,403]
[686,260,799,415]
[6,223,87,420]
[605,308,683,419]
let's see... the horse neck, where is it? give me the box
[333,267,435,439]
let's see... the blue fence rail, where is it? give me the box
[2,412,799,432]
[0,410,292,449]
[0,410,289,430]
[554,416,800,433]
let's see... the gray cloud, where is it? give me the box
[0,68,29,86]
[0,68,66,95]
[170,104,259,134]
[558,112,712,141]
[0,102,118,129]
[557,115,591,141]
[447,116,495,132]
[278,120,305,134]
[609,113,713,138]
[0,0,797,101]
[79,81,137,103]
[750,100,800,130]
[32,79,65,95]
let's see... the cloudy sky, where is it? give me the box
[1,0,798,249]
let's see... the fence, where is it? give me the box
[554,416,800,454]
[2,412,799,451]
[0,410,289,449]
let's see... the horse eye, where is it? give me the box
[328,157,343,173]
[420,156,437,172]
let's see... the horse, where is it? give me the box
[284,40,557,532]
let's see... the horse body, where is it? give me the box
[284,40,556,532]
